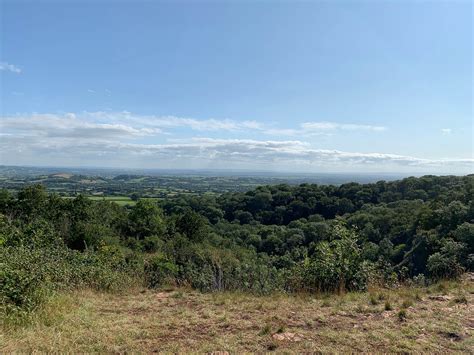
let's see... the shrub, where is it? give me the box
[0,266,48,314]
[144,255,178,288]
[302,223,371,292]
[412,274,427,287]
[427,241,464,280]
[0,245,140,319]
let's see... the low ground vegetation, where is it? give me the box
[1,277,472,352]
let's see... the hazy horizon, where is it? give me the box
[1,163,469,179]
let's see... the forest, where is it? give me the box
[1,174,473,318]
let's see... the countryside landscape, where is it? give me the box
[1,0,472,352]
[1,169,473,351]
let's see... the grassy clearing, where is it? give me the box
[61,196,161,206]
[88,196,135,206]
[1,277,472,352]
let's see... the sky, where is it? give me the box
[0,0,472,174]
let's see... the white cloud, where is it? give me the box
[0,112,248,138]
[0,61,21,73]
[1,127,471,172]
[264,121,386,136]
[79,112,386,135]
[441,128,452,135]
[0,113,161,141]
[1,111,470,172]
[7,111,385,137]
[87,89,96,94]
[263,128,302,136]
[83,111,262,132]
[302,122,386,131]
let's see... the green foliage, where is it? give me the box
[452,222,474,253]
[174,209,207,242]
[174,244,281,293]
[128,200,165,239]
[144,255,178,288]
[0,245,139,319]
[16,185,48,219]
[427,239,465,279]
[141,235,163,253]
[302,223,370,292]
[1,175,473,317]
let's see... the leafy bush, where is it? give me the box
[144,255,178,288]
[141,235,163,253]
[176,245,281,293]
[427,239,465,280]
[302,223,371,292]
[0,245,140,319]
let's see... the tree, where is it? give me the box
[175,209,207,242]
[17,185,48,219]
[128,200,165,239]
[452,222,474,253]
[0,189,13,214]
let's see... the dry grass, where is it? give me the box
[1,276,473,353]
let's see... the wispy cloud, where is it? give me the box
[302,122,386,132]
[1,111,469,172]
[0,113,161,141]
[77,112,384,135]
[83,111,264,132]
[0,61,21,73]
[264,121,386,137]
[441,128,452,135]
[4,111,385,137]
[0,121,471,172]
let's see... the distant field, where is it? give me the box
[62,196,159,206]
[88,196,136,206]
[0,165,414,199]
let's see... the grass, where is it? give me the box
[1,276,473,352]
[88,196,136,206]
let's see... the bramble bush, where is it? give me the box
[144,254,178,288]
[0,245,141,321]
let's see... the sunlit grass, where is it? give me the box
[2,276,472,353]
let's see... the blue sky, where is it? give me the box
[0,0,472,173]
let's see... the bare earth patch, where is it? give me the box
[1,277,473,352]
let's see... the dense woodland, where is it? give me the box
[1,175,473,316]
